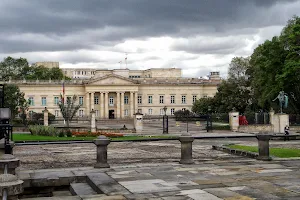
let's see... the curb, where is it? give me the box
[212,145,259,159]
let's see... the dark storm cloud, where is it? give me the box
[0,0,298,54]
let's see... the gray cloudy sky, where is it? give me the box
[0,0,299,77]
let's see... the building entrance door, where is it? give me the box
[109,110,115,119]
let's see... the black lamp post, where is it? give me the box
[0,84,13,154]
[163,106,168,134]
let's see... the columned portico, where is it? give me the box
[116,92,120,119]
[100,92,104,118]
[134,92,138,113]
[104,92,109,119]
[121,92,125,118]
[91,92,95,110]
[130,92,134,117]
[86,92,90,113]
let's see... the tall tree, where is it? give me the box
[0,57,30,81]
[211,57,252,113]
[58,94,81,131]
[3,84,28,119]
[192,97,215,114]
[228,57,250,79]
[249,16,300,113]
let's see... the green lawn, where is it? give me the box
[228,145,300,158]
[12,134,177,142]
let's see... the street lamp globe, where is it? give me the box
[163,106,167,115]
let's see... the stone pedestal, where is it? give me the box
[43,107,48,126]
[179,136,194,164]
[133,113,143,134]
[94,136,110,168]
[90,109,96,133]
[0,155,20,175]
[272,113,289,134]
[0,174,23,199]
[229,111,239,132]
[256,134,272,161]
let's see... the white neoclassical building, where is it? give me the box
[7,62,221,119]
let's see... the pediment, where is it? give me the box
[87,74,139,85]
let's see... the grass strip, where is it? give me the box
[228,145,300,158]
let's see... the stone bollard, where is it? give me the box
[256,134,272,161]
[179,136,194,164]
[0,174,23,199]
[94,136,110,168]
[0,154,20,175]
[43,107,49,126]
[90,109,96,133]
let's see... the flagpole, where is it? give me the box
[125,53,128,68]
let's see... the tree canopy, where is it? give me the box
[0,56,70,81]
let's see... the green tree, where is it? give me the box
[249,16,300,113]
[3,84,29,120]
[0,57,30,81]
[58,94,81,130]
[212,57,252,113]
[192,97,215,114]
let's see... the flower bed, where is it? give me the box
[72,131,124,138]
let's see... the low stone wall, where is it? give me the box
[290,126,300,132]
[212,145,259,159]
[238,124,273,133]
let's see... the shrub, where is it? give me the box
[72,131,124,138]
[58,130,65,137]
[28,125,59,136]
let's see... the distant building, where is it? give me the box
[7,62,221,119]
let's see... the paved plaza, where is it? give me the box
[14,137,300,199]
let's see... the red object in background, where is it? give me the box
[239,115,248,125]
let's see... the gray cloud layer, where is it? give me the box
[0,0,299,77]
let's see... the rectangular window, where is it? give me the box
[109,96,114,106]
[124,96,129,104]
[160,108,164,115]
[159,95,164,104]
[28,97,34,106]
[54,97,59,105]
[55,110,59,117]
[148,108,152,115]
[148,96,153,104]
[193,95,197,103]
[41,97,47,106]
[94,96,99,105]
[170,95,175,104]
[79,96,84,105]
[171,108,175,115]
[203,94,208,98]
[182,108,186,111]
[79,110,84,117]
[95,110,99,117]
[138,95,142,104]
[124,109,128,116]
[181,95,186,104]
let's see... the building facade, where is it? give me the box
[7,66,221,119]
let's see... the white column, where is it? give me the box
[117,92,120,119]
[130,92,134,117]
[91,92,95,110]
[121,92,125,118]
[105,92,109,119]
[134,92,138,113]
[100,92,104,119]
[86,92,90,115]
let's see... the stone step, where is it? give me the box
[24,195,126,200]
[86,173,131,196]
[70,182,97,196]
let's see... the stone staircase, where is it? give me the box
[19,170,130,200]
